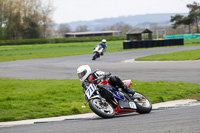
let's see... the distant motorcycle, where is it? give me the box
[83,72,152,118]
[92,45,103,60]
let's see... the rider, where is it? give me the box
[77,65,135,95]
[95,39,107,56]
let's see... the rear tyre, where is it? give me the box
[89,98,115,118]
[132,91,152,114]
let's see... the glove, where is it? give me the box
[104,72,111,79]
[105,72,111,77]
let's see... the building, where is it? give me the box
[126,29,153,41]
[64,31,121,38]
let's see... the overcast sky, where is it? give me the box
[52,0,199,24]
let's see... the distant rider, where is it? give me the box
[95,39,107,55]
[77,65,135,95]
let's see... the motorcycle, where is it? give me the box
[83,72,152,118]
[92,45,104,60]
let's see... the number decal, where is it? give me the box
[85,84,96,99]
[86,86,93,96]
[129,102,137,109]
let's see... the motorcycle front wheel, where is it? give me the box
[89,98,115,118]
[132,91,152,114]
[92,55,97,60]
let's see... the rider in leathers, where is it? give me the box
[95,39,107,56]
[77,65,135,95]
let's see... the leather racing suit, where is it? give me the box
[82,69,135,94]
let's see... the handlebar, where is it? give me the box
[82,72,111,90]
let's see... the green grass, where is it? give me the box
[0,41,124,62]
[0,79,90,122]
[184,39,200,46]
[0,79,200,122]
[0,39,200,62]
[135,49,200,61]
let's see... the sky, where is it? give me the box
[51,0,200,24]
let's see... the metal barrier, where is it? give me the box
[123,39,184,49]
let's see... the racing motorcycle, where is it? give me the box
[83,72,152,118]
[92,45,103,60]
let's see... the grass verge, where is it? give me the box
[0,41,124,62]
[0,39,200,62]
[135,49,200,61]
[0,79,200,122]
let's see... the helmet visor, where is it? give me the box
[78,69,87,79]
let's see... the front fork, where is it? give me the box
[85,90,106,105]
[96,91,107,105]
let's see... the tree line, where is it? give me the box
[0,0,54,40]
[170,2,200,34]
[1,1,199,40]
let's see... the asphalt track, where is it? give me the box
[0,45,200,83]
[1,45,200,133]
[1,105,200,133]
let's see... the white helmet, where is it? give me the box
[102,39,106,43]
[77,65,91,82]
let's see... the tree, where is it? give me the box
[76,25,89,32]
[57,24,71,37]
[187,2,200,33]
[103,22,133,35]
[58,24,71,33]
[0,0,55,39]
[181,16,194,34]
[170,2,200,33]
[0,0,7,39]
[40,0,55,38]
[170,14,184,29]
[170,14,193,33]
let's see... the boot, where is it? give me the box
[123,84,135,95]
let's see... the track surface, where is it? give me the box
[1,45,200,133]
[1,106,200,133]
[0,46,200,83]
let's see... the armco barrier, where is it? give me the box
[123,39,184,49]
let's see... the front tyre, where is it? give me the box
[92,54,98,60]
[133,91,152,114]
[89,98,115,118]
[92,55,96,60]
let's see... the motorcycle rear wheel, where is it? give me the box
[89,98,115,118]
[132,91,152,114]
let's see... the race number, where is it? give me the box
[129,102,137,109]
[85,84,96,99]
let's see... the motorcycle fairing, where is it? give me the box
[115,105,136,114]
[118,100,137,110]
[98,79,138,114]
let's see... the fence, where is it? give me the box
[166,34,200,39]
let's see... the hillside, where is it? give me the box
[60,13,188,31]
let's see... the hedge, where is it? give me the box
[0,36,126,46]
